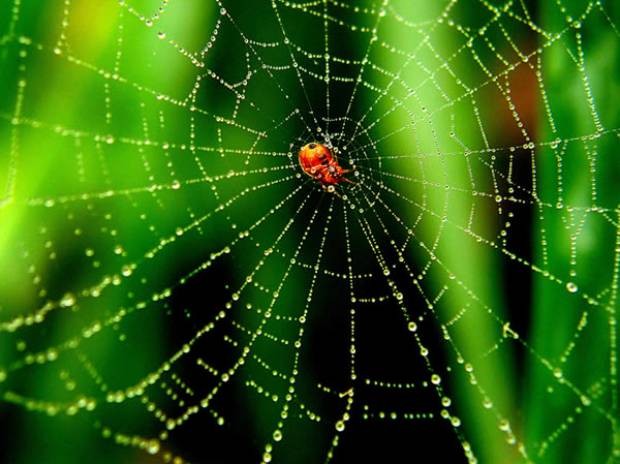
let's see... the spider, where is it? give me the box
[298,142,352,189]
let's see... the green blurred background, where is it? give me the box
[0,0,618,463]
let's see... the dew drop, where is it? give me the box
[60,293,76,308]
[147,439,160,454]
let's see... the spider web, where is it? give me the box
[0,0,619,462]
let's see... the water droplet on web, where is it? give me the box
[147,440,160,454]
[498,419,510,432]
[60,293,76,308]
[407,321,417,332]
[335,420,345,432]
[566,282,578,293]
[46,349,58,361]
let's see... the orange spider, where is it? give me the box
[298,142,351,185]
